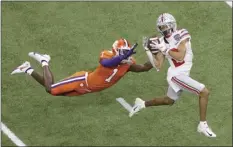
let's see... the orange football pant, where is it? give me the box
[50,71,90,96]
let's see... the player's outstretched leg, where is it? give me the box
[11,61,45,86]
[28,52,54,93]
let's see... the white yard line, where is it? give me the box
[225,1,232,8]
[1,122,26,146]
[116,97,133,112]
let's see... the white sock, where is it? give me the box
[142,100,146,108]
[41,61,48,67]
[26,68,34,75]
[200,121,208,126]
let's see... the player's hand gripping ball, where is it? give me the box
[146,35,161,54]
[149,36,168,54]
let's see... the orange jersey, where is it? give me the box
[87,50,136,92]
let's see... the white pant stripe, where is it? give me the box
[51,76,85,88]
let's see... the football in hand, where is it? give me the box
[147,35,160,54]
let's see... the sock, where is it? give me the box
[142,100,146,108]
[25,67,34,75]
[200,121,208,126]
[41,60,48,67]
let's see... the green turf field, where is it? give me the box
[1,132,15,146]
[2,1,232,146]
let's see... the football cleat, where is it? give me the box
[129,98,145,117]
[28,52,51,64]
[197,123,216,138]
[11,61,31,75]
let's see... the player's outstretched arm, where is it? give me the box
[100,43,137,68]
[128,61,153,72]
[129,51,165,72]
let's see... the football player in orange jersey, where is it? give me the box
[11,38,154,96]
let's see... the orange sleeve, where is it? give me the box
[99,50,114,62]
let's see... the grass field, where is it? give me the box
[2,1,232,146]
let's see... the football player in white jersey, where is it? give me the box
[129,13,216,138]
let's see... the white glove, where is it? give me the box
[149,38,167,53]
[142,36,150,51]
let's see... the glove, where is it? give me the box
[122,43,138,59]
[142,37,160,54]
[142,37,150,51]
[149,39,167,53]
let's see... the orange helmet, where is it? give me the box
[112,38,131,56]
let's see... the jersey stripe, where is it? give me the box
[180,29,190,40]
[180,33,190,39]
[180,31,188,35]
[180,29,187,33]
[171,77,200,95]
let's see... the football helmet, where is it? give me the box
[112,38,131,56]
[156,13,177,37]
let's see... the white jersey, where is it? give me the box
[160,29,194,92]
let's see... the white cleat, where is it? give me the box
[129,98,145,117]
[197,123,217,138]
[11,61,31,75]
[28,52,51,64]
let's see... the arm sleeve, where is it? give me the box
[100,56,124,67]
[99,51,124,67]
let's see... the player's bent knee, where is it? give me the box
[200,87,209,97]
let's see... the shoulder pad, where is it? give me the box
[179,29,191,41]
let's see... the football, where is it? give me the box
[147,35,160,54]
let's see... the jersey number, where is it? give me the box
[105,69,118,82]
